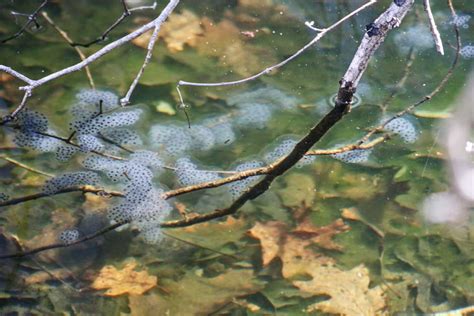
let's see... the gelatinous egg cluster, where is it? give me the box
[382,115,419,144]
[331,147,373,164]
[149,87,299,157]
[228,160,264,199]
[460,45,474,59]
[13,110,62,152]
[264,137,316,167]
[227,87,299,111]
[70,89,142,157]
[43,171,100,194]
[175,158,221,187]
[59,229,80,245]
[449,14,471,28]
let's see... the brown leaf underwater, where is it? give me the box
[249,215,387,315]
[91,259,157,297]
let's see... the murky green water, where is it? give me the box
[0,0,473,315]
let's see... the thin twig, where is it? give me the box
[40,12,95,89]
[0,0,180,124]
[120,23,160,106]
[0,185,123,208]
[72,0,131,48]
[423,0,444,55]
[359,18,461,146]
[0,155,54,177]
[1,0,49,44]
[176,0,378,104]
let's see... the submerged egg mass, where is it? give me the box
[383,115,419,143]
[331,148,373,164]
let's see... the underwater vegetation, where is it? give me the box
[0,0,473,315]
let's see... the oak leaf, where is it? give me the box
[129,269,264,315]
[248,217,348,277]
[250,216,386,315]
[91,259,157,296]
[159,10,203,52]
[294,264,387,316]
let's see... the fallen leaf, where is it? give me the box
[248,217,349,276]
[248,221,286,266]
[91,259,157,297]
[196,18,276,76]
[277,173,316,208]
[0,73,14,83]
[24,269,72,285]
[159,10,203,53]
[341,207,385,238]
[295,264,387,316]
[292,218,350,251]
[128,269,264,315]
[249,215,385,315]
[341,207,362,221]
[155,101,176,115]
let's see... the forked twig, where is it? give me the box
[1,0,49,44]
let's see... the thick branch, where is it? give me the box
[340,0,414,89]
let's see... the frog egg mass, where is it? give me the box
[331,148,373,164]
[228,160,264,199]
[460,45,474,59]
[382,115,419,143]
[59,229,80,245]
[175,158,221,186]
[43,171,100,194]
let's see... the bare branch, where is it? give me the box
[0,66,34,85]
[0,155,54,177]
[176,0,378,94]
[423,0,444,55]
[0,0,180,123]
[0,0,49,44]
[0,185,123,208]
[41,12,95,89]
[120,23,161,105]
[71,0,156,48]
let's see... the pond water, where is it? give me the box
[0,0,473,314]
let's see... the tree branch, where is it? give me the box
[0,0,49,44]
[0,0,180,124]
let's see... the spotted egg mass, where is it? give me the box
[227,87,299,111]
[149,124,192,156]
[383,115,419,143]
[331,148,373,164]
[449,14,471,28]
[234,103,273,129]
[264,137,315,167]
[460,45,474,59]
[59,229,80,245]
[175,158,221,186]
[228,160,264,199]
[43,171,101,194]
